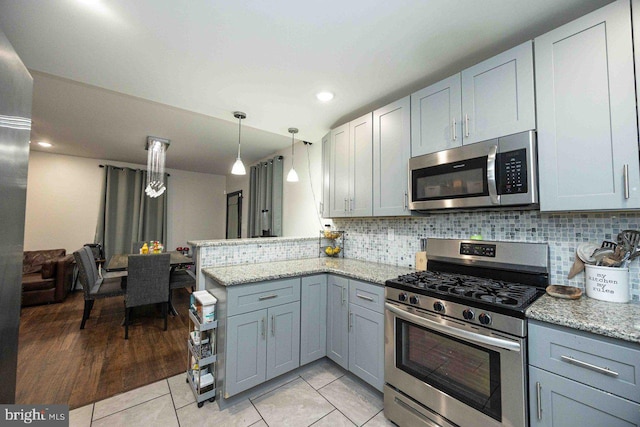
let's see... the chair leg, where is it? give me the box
[163,302,168,331]
[80,300,94,329]
[125,307,130,339]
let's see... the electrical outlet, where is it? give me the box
[388,227,394,241]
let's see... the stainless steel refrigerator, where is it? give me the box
[0,28,33,403]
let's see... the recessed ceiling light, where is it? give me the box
[316,91,334,102]
[37,141,52,148]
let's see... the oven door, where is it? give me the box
[384,302,527,427]
[408,139,499,210]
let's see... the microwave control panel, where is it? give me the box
[459,243,496,258]
[497,148,528,194]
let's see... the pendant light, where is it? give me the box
[231,111,247,175]
[145,136,170,198]
[286,127,299,182]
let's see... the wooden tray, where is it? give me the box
[546,285,582,300]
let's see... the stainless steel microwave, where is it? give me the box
[409,131,538,211]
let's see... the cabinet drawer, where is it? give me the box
[529,320,640,403]
[348,279,384,313]
[227,278,301,316]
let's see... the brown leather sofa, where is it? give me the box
[22,249,74,306]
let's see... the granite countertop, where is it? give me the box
[188,236,317,248]
[203,257,414,287]
[526,294,640,344]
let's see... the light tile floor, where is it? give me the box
[69,358,397,427]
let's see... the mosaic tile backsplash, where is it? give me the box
[333,210,640,300]
[198,238,318,269]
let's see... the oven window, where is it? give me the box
[396,318,502,421]
[412,156,488,201]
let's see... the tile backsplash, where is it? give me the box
[333,210,640,299]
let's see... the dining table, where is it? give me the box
[105,251,194,315]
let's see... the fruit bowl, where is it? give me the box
[323,231,342,240]
[324,246,342,257]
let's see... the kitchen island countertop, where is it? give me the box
[526,293,640,344]
[202,257,414,287]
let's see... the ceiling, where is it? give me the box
[0,0,614,175]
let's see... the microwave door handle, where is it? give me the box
[487,145,500,205]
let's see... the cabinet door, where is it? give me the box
[529,366,640,427]
[411,74,462,156]
[536,0,639,211]
[326,275,349,369]
[321,132,331,218]
[266,302,300,380]
[330,123,350,217]
[348,304,384,392]
[461,41,535,145]
[300,275,327,365]
[225,310,267,397]
[373,96,411,216]
[349,113,373,216]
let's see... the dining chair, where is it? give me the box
[73,246,126,329]
[125,253,171,339]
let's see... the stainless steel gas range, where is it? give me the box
[384,238,549,427]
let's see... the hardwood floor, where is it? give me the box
[16,288,191,409]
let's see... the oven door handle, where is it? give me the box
[385,303,521,352]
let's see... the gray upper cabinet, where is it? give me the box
[461,41,535,145]
[329,114,373,217]
[411,74,462,156]
[536,0,639,211]
[373,96,411,216]
[321,132,331,218]
[300,275,327,366]
[266,301,300,381]
[326,275,349,369]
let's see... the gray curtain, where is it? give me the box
[248,156,283,237]
[95,165,168,260]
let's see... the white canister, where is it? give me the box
[584,264,630,303]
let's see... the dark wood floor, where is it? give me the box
[16,288,191,409]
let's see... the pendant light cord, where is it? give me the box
[237,116,242,158]
[305,143,324,229]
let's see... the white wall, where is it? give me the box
[227,140,325,238]
[24,151,226,253]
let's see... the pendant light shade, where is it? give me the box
[145,136,170,198]
[286,127,299,182]
[231,111,247,175]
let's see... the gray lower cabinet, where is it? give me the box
[326,275,349,369]
[300,275,327,365]
[535,0,640,211]
[528,320,640,427]
[266,301,301,380]
[529,366,640,427]
[348,303,384,391]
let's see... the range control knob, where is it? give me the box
[409,295,420,305]
[462,309,475,320]
[479,313,492,325]
[433,301,445,313]
[398,292,408,302]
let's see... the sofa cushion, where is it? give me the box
[22,273,56,292]
[23,249,66,274]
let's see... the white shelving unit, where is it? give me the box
[187,309,217,407]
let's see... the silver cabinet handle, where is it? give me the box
[487,145,500,205]
[271,314,275,336]
[341,286,346,305]
[536,382,542,420]
[624,164,630,199]
[356,293,374,302]
[349,310,353,330]
[560,355,619,377]
[261,318,265,338]
[452,118,457,141]
[259,294,278,301]
[464,114,469,138]
[404,191,408,210]
[350,198,354,212]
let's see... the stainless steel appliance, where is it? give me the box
[384,238,549,427]
[408,131,538,211]
[0,29,33,403]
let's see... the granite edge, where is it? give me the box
[188,236,317,247]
